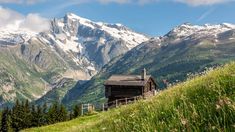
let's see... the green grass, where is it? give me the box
[23,114,100,132]
[0,40,78,106]
[24,62,235,131]
[64,39,235,107]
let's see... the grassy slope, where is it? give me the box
[24,62,235,131]
[63,39,235,107]
[0,46,46,104]
[0,38,77,106]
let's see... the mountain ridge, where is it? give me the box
[0,13,149,107]
[1,12,235,107]
[62,21,235,107]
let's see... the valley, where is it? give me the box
[0,13,235,108]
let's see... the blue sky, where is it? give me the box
[1,0,235,36]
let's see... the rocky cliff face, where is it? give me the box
[39,13,149,76]
[0,37,80,107]
[0,13,148,106]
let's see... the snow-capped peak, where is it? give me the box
[220,23,235,29]
[166,23,235,39]
[38,13,149,78]
[66,13,90,21]
[0,23,37,45]
[58,13,149,49]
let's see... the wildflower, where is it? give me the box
[212,126,216,130]
[223,97,232,105]
[216,98,225,107]
[216,104,221,110]
[181,118,188,125]
[130,113,135,117]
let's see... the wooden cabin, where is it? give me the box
[104,69,159,107]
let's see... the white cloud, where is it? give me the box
[175,0,234,6]
[97,0,159,4]
[98,0,131,4]
[0,7,50,32]
[25,0,45,4]
[0,0,22,4]
[0,6,23,27]
[0,0,44,4]
[20,13,50,32]
[60,0,157,5]
[137,0,158,4]
[64,0,233,6]
[0,0,233,5]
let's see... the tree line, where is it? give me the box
[0,100,82,132]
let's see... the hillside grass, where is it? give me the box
[24,62,235,132]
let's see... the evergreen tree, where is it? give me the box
[2,101,71,131]
[47,102,59,124]
[1,107,10,132]
[22,100,32,128]
[72,104,81,118]
[58,104,67,122]
[41,103,48,125]
[69,111,73,120]
[36,105,43,126]
[30,104,37,127]
[11,99,22,131]
[11,100,32,131]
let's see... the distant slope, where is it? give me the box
[24,62,235,132]
[0,37,79,107]
[63,24,235,107]
[0,12,149,107]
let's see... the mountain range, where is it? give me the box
[0,13,235,107]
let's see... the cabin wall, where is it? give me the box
[105,77,158,104]
[144,79,156,92]
[105,85,142,102]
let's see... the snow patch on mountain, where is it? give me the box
[0,27,36,45]
[38,13,149,78]
[65,13,148,49]
[167,23,235,39]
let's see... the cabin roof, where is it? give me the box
[104,75,152,86]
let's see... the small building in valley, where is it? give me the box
[104,69,159,107]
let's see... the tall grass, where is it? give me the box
[24,62,235,132]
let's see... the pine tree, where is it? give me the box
[36,105,43,126]
[69,111,73,120]
[1,107,10,132]
[22,100,32,128]
[47,102,59,124]
[58,104,67,122]
[41,103,48,125]
[11,99,22,131]
[72,104,81,118]
[30,104,37,127]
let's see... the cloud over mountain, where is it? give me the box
[0,6,49,32]
[0,0,233,6]
[0,0,44,4]
[175,0,234,6]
